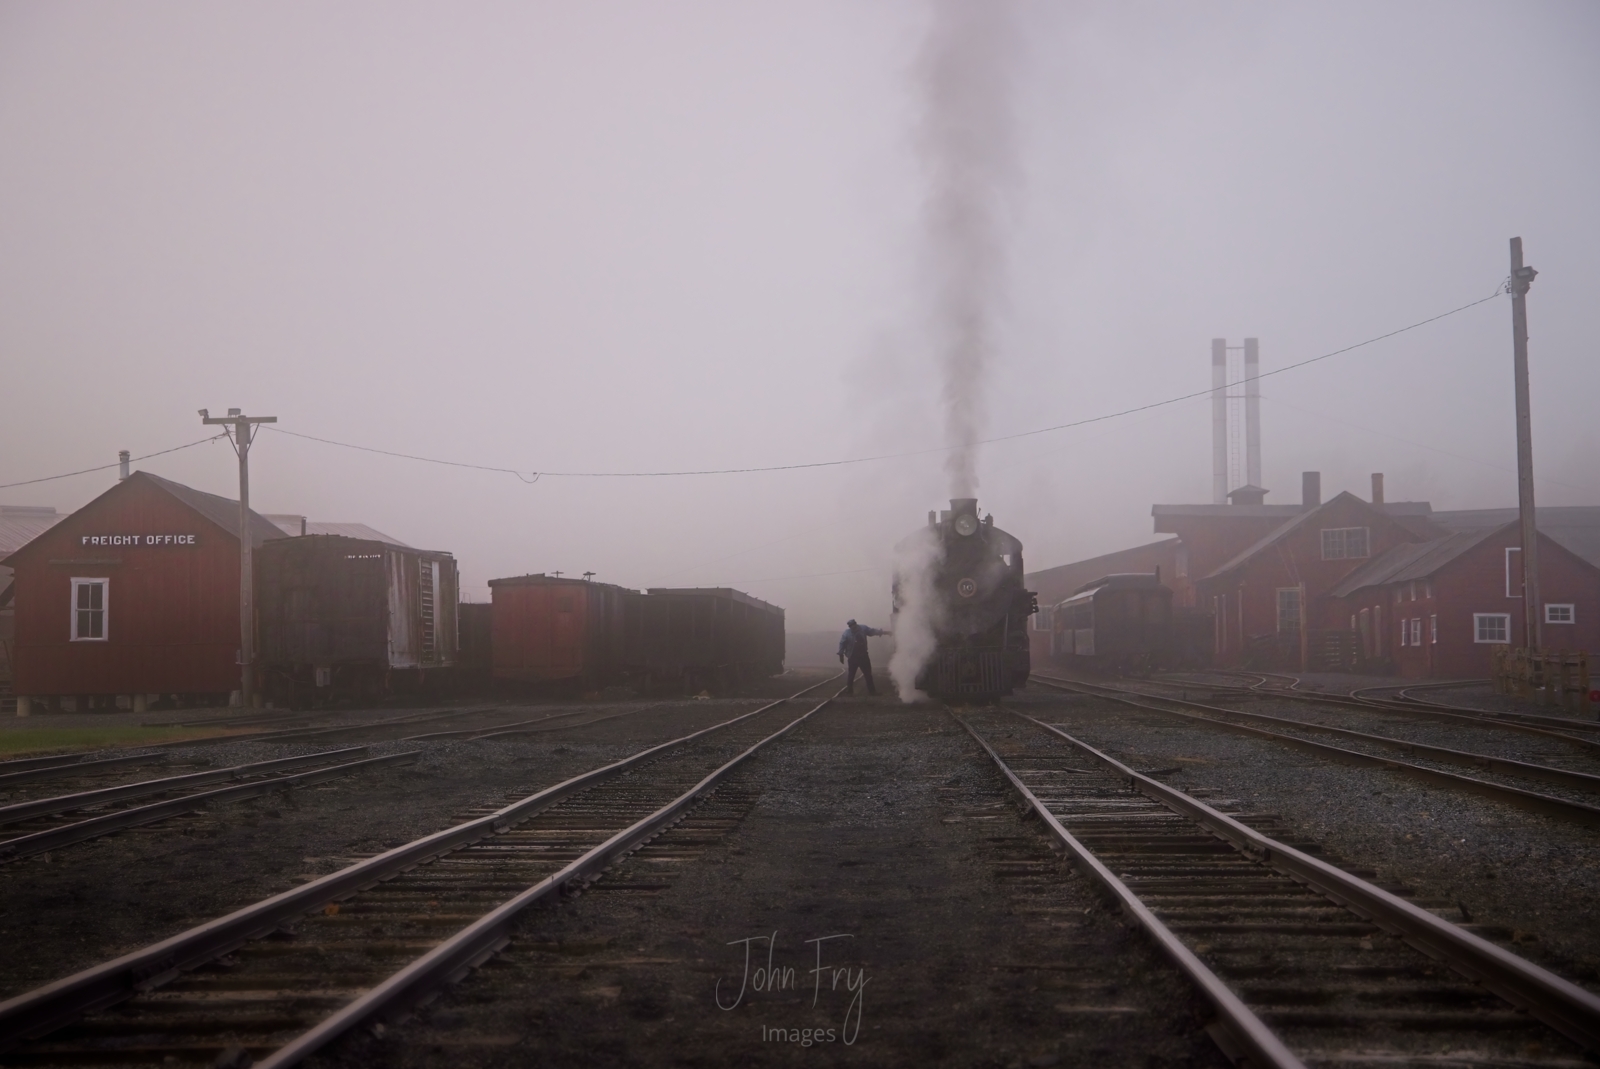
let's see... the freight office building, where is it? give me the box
[4,472,286,713]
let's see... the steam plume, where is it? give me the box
[889,0,1016,702]
[919,0,1015,497]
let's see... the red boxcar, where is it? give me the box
[489,575,630,687]
[2,472,286,711]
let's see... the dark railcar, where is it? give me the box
[893,498,1036,699]
[622,587,785,691]
[1049,573,1173,672]
[257,535,458,704]
[488,575,630,688]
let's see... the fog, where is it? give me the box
[2,2,1597,633]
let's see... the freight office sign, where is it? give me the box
[80,534,199,547]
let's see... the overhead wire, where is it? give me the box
[0,434,228,491]
[261,284,1509,480]
[0,283,1509,492]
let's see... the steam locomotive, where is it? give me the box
[892,498,1036,699]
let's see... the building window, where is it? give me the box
[1546,603,1575,625]
[1276,588,1301,633]
[70,578,108,641]
[1423,581,1433,600]
[1430,615,1438,644]
[1398,619,1408,647]
[1474,613,1510,644]
[1409,618,1422,646]
[1505,547,1522,598]
[1409,582,1417,602]
[1033,608,1052,632]
[1394,588,1404,605]
[1321,527,1370,560]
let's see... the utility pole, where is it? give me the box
[200,408,278,708]
[1508,238,1540,650]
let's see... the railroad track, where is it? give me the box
[956,705,1600,1069]
[0,676,840,1067]
[0,748,418,863]
[1036,674,1600,828]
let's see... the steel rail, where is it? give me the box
[1237,671,1600,734]
[0,747,369,825]
[253,688,839,1069]
[952,713,1308,1069]
[1010,710,1600,1054]
[0,751,418,863]
[1156,671,1600,753]
[0,752,167,789]
[1054,677,1600,795]
[0,675,838,1051]
[1034,675,1600,828]
[0,751,104,774]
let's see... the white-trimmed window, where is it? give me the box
[1430,615,1438,644]
[1321,527,1370,560]
[1505,547,1522,598]
[1546,603,1575,625]
[1409,618,1422,646]
[1276,588,1301,633]
[1474,613,1510,644]
[1398,619,1408,646]
[1033,607,1052,632]
[70,578,108,641]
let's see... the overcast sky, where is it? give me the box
[2,2,1597,631]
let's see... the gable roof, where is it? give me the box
[263,514,409,546]
[138,473,287,548]
[1327,525,1504,598]
[1430,507,1600,571]
[1201,491,1389,582]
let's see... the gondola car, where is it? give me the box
[1048,573,1172,673]
[893,498,1036,698]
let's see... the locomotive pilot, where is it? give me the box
[837,619,888,696]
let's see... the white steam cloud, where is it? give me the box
[889,0,1017,702]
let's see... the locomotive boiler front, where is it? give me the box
[893,498,1036,698]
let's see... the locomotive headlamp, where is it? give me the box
[956,577,978,597]
[953,514,979,537]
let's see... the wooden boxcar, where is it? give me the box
[257,535,458,704]
[488,575,630,688]
[622,587,785,691]
[1049,573,1173,672]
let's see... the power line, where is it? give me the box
[0,435,228,492]
[265,285,1507,480]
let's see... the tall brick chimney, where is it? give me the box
[1302,471,1321,509]
[1371,473,1385,505]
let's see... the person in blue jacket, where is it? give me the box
[837,619,888,696]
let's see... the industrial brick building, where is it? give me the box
[1028,470,1600,677]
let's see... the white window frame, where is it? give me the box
[1033,607,1053,632]
[1409,618,1422,646]
[1398,619,1408,647]
[1320,527,1371,561]
[1545,603,1575,625]
[1474,613,1510,644]
[1505,547,1522,598]
[70,577,109,642]
[1430,615,1438,644]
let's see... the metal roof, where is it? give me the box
[1152,501,1432,519]
[1061,572,1168,604]
[139,473,288,548]
[1430,507,1600,570]
[0,507,62,557]
[1327,526,1504,599]
[264,514,410,546]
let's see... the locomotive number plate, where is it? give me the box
[956,577,978,598]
